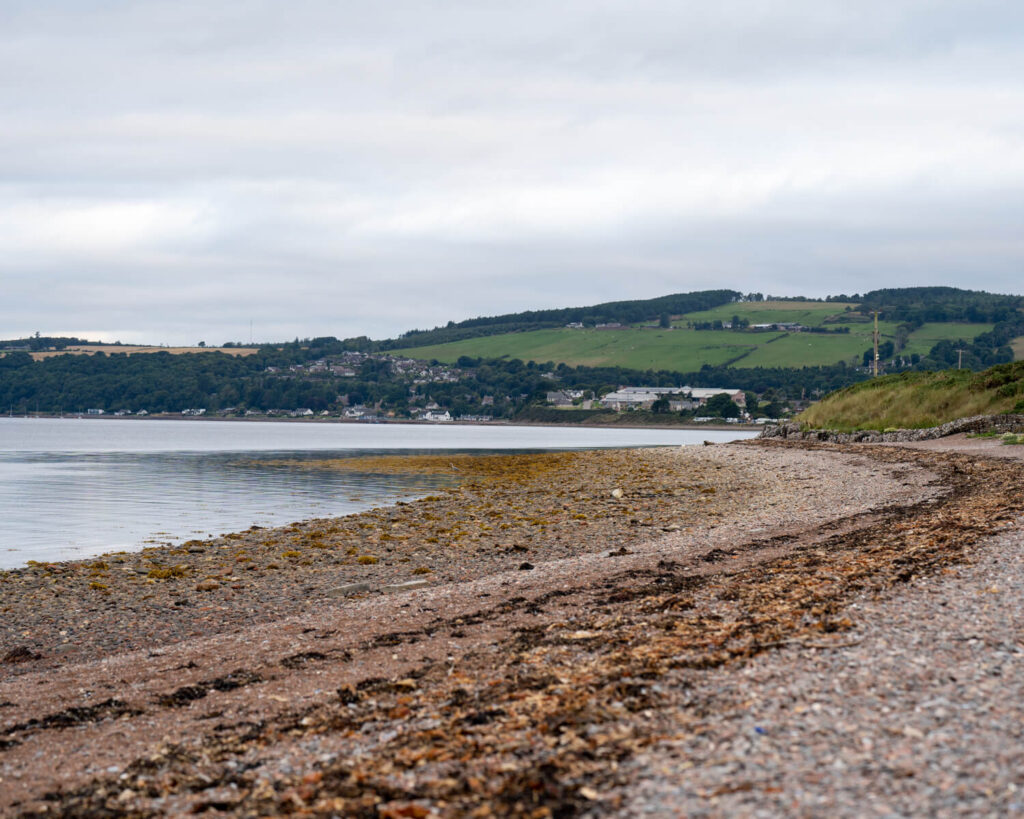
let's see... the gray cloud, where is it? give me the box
[2,1,1023,344]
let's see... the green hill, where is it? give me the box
[391,299,998,372]
[797,362,1024,431]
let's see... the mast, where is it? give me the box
[872,311,880,377]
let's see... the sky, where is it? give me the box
[2,1,1023,345]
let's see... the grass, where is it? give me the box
[1012,336,1024,361]
[27,345,258,360]
[679,300,856,326]
[392,327,760,371]
[899,322,994,357]
[797,361,1024,431]
[393,309,996,372]
[392,299,997,373]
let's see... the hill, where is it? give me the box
[382,289,740,350]
[390,298,1003,373]
[796,361,1024,431]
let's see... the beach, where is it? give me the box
[2,438,1024,816]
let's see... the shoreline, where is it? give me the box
[2,414,765,433]
[3,439,1024,815]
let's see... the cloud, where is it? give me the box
[1,1,1023,343]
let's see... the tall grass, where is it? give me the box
[798,362,1024,431]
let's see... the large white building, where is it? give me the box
[600,386,745,411]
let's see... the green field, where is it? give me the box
[900,322,994,356]
[391,301,996,372]
[1014,336,1024,361]
[680,300,856,326]
[393,328,761,371]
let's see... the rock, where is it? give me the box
[195,580,221,591]
[381,579,429,593]
[758,413,1024,444]
[326,582,372,597]
[611,488,624,499]
[519,562,534,571]
[2,646,42,664]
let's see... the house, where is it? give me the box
[423,410,452,422]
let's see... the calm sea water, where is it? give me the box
[0,418,755,568]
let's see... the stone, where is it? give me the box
[381,579,429,593]
[326,582,372,597]
[195,580,220,591]
[758,413,1024,445]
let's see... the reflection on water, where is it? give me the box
[0,451,455,568]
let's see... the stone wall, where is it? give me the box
[759,414,1024,444]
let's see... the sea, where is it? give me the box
[0,418,756,568]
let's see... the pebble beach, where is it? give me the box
[2,437,1023,816]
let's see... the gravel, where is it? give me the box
[617,441,1024,818]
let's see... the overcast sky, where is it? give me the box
[2,1,1023,345]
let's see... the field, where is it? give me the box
[392,300,995,372]
[679,300,857,326]
[26,345,259,361]
[900,323,994,356]
[1013,336,1024,361]
[394,328,760,371]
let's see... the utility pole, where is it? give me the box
[872,311,880,377]
[957,348,964,370]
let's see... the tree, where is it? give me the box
[659,312,671,328]
[703,392,741,418]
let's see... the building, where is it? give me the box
[685,388,746,408]
[599,386,745,411]
[599,387,679,410]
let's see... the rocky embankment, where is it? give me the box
[762,412,1024,444]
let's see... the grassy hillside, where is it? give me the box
[797,362,1024,431]
[680,300,855,325]
[392,327,759,371]
[392,299,997,372]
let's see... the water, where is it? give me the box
[0,418,756,568]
